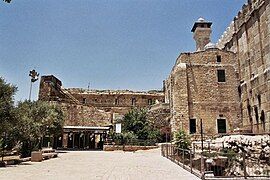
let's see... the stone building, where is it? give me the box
[217,0,270,133]
[165,0,269,136]
[38,75,165,149]
[165,18,241,136]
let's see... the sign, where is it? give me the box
[115,123,121,134]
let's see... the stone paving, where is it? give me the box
[0,148,199,180]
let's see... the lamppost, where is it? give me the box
[28,69,39,101]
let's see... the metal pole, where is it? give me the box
[200,118,205,178]
[190,150,193,173]
[182,148,184,168]
[200,119,203,152]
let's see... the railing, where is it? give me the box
[111,139,156,146]
[161,144,270,179]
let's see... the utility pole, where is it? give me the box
[28,69,39,101]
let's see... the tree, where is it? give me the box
[121,108,162,142]
[0,77,17,165]
[15,101,65,157]
[0,78,17,135]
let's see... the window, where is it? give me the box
[217,119,226,133]
[82,98,86,104]
[189,119,196,134]
[217,70,226,82]
[254,106,259,123]
[148,99,153,105]
[261,110,265,131]
[217,55,221,63]
[132,98,136,106]
[115,98,119,105]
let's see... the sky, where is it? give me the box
[0,0,246,102]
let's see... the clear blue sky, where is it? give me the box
[0,0,246,102]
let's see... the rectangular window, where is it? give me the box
[132,98,136,106]
[189,119,196,134]
[115,98,119,105]
[217,69,226,82]
[217,55,221,63]
[217,119,226,133]
[82,98,86,104]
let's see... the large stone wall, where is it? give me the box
[39,75,165,127]
[217,0,270,133]
[165,49,241,135]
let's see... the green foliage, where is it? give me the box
[0,77,17,137]
[175,129,191,150]
[0,77,65,157]
[15,101,65,157]
[0,78,17,155]
[121,108,162,142]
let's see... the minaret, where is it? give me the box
[191,17,212,51]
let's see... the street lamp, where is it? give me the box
[28,69,39,101]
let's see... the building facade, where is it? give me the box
[165,18,241,136]
[38,75,165,149]
[166,0,269,136]
[217,0,270,133]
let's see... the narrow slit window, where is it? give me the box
[132,98,136,106]
[217,55,221,63]
[115,98,119,105]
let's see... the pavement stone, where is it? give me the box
[0,148,200,180]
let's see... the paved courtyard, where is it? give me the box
[0,148,199,180]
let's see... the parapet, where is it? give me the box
[216,0,265,49]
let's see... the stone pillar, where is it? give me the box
[62,133,68,148]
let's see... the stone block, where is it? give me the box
[31,151,43,162]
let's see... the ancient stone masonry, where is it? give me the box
[39,75,112,127]
[165,18,241,136]
[166,0,270,136]
[165,49,241,135]
[39,75,165,127]
[217,0,270,133]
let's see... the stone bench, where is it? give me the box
[31,149,58,162]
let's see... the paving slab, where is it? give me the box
[0,148,199,180]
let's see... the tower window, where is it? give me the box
[217,70,226,82]
[217,119,226,133]
[217,55,221,63]
[82,98,86,104]
[189,119,196,134]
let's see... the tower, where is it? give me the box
[191,18,212,51]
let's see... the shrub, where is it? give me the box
[175,129,191,150]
